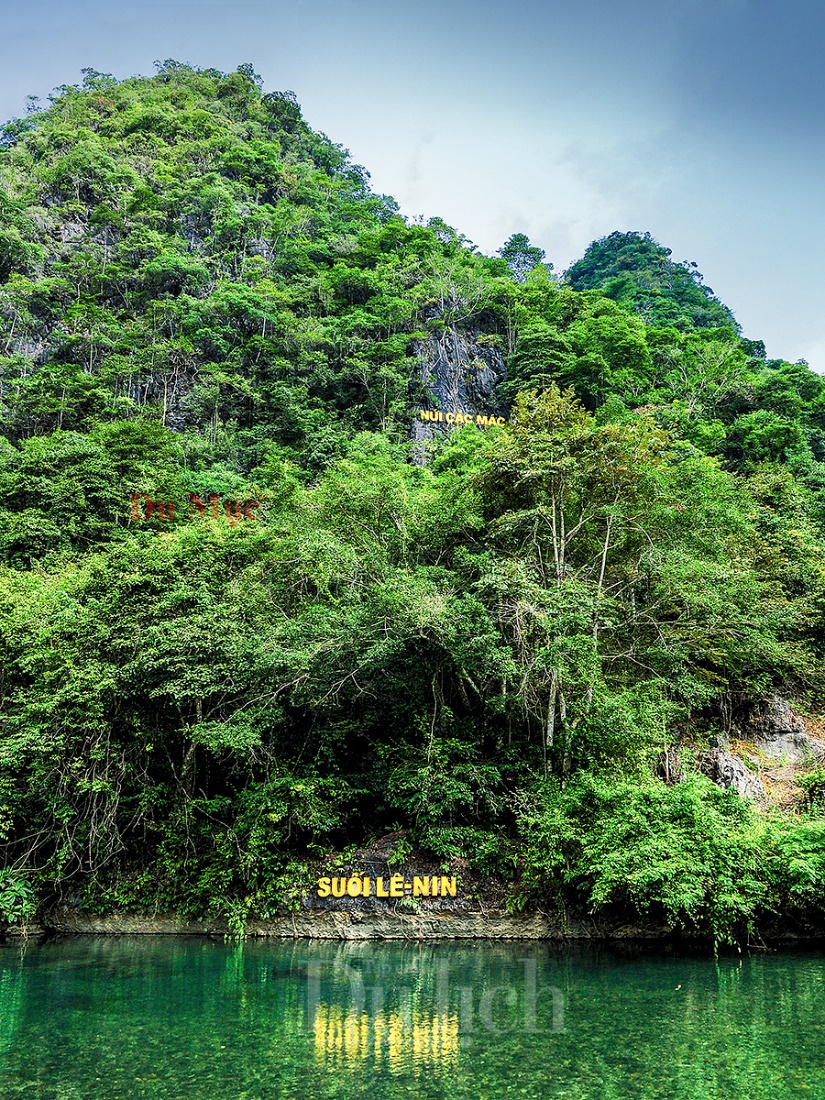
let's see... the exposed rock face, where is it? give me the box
[743,695,825,764]
[697,696,825,804]
[44,909,670,940]
[31,909,825,943]
[698,749,767,803]
[410,321,507,452]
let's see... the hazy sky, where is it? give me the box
[2,0,823,368]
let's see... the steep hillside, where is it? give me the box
[0,62,509,457]
[2,64,825,941]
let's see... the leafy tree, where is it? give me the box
[497,232,550,283]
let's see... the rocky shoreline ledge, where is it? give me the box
[3,909,666,940]
[1,908,821,943]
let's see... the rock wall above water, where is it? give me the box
[41,908,669,940]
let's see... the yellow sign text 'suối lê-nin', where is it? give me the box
[316,875,457,899]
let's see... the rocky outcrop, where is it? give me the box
[410,321,506,451]
[698,749,767,803]
[696,696,825,806]
[742,695,825,764]
[43,908,671,940]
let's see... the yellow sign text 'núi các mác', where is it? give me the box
[317,875,457,899]
[418,410,506,427]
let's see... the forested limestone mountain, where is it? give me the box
[1,63,825,940]
[565,230,739,332]
[0,61,511,459]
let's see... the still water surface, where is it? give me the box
[0,936,823,1099]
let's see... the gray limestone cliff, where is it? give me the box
[741,695,825,764]
[410,319,507,454]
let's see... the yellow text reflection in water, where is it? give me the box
[313,1004,459,1075]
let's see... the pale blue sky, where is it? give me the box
[2,0,823,368]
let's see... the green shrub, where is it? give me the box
[516,772,768,941]
[0,871,36,924]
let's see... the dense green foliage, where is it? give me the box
[1,63,825,940]
[565,230,739,331]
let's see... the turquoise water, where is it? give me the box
[1,937,824,1099]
